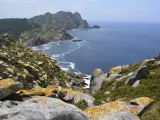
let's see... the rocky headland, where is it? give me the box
[0,11,95,47]
[0,35,160,120]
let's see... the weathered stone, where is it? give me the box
[90,74,107,93]
[125,66,150,86]
[140,59,155,67]
[110,65,129,74]
[0,97,90,120]
[18,86,95,108]
[129,97,154,116]
[0,79,23,100]
[116,75,128,81]
[132,80,140,88]
[92,68,104,79]
[25,65,39,79]
[106,74,122,81]
[85,97,153,120]
[0,73,13,79]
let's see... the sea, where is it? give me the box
[32,21,160,76]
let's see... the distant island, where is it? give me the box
[0,11,101,46]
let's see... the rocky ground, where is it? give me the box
[0,36,159,120]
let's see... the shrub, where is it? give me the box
[75,100,88,110]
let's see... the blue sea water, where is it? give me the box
[33,22,160,75]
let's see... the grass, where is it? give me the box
[141,102,160,120]
[93,63,160,105]
[0,37,69,88]
[75,100,88,110]
[120,63,141,75]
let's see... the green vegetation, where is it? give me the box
[141,102,160,120]
[93,63,160,106]
[120,63,141,75]
[75,100,88,110]
[0,18,40,38]
[0,37,69,88]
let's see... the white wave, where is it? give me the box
[52,54,61,58]
[61,67,70,71]
[71,29,80,31]
[72,37,80,40]
[32,43,52,51]
[68,62,75,69]
[84,75,91,88]
[52,41,84,59]
[32,47,39,51]
[57,61,75,72]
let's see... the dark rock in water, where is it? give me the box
[91,25,101,29]
[125,66,150,86]
[72,40,83,42]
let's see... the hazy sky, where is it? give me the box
[0,0,159,22]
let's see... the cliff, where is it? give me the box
[0,35,159,120]
[30,11,90,29]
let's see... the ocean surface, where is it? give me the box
[33,22,160,75]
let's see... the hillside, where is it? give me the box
[20,26,73,46]
[0,11,91,46]
[0,35,159,120]
[0,35,69,89]
[90,58,160,120]
[30,11,90,29]
[0,18,40,39]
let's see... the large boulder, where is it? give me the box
[92,68,104,79]
[0,97,90,120]
[125,66,150,86]
[0,79,23,100]
[85,97,153,120]
[129,97,154,116]
[90,73,107,93]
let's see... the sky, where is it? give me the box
[0,0,159,22]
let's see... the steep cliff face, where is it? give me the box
[30,11,90,29]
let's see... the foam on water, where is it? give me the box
[32,39,91,88]
[84,75,91,88]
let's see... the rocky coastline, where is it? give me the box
[0,35,160,120]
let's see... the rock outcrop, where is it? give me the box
[85,97,153,120]
[0,79,23,100]
[90,69,105,92]
[0,97,90,120]
[125,66,150,86]
[18,86,95,108]
[91,25,101,29]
